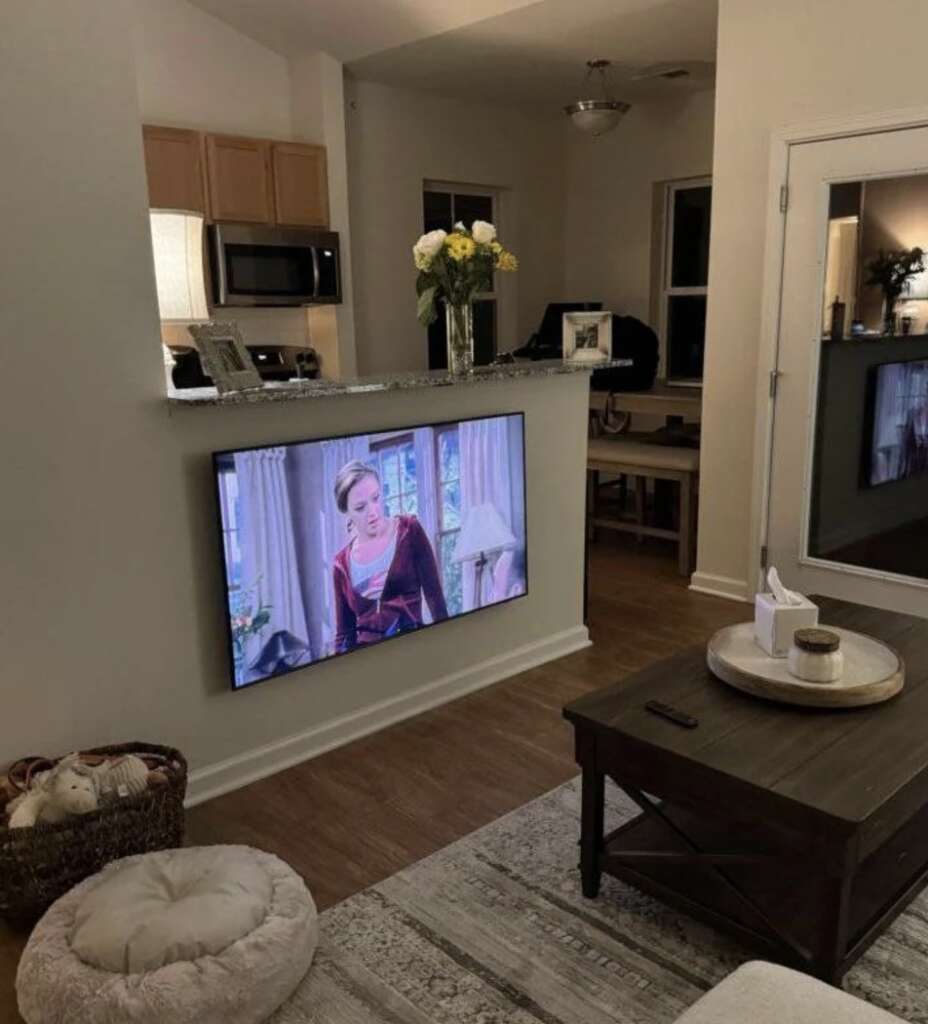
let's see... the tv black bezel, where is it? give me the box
[212,411,529,692]
[864,356,928,489]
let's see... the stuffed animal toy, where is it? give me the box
[92,754,150,804]
[7,754,99,829]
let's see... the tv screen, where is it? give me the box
[214,413,527,689]
[869,359,928,486]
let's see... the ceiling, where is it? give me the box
[189,0,717,107]
[186,0,544,62]
[350,0,716,107]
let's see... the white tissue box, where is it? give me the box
[754,592,819,658]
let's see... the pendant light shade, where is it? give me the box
[564,60,631,137]
[149,210,209,321]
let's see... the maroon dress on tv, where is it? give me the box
[333,514,449,653]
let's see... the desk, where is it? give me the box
[590,382,702,422]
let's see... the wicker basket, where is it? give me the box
[0,742,187,922]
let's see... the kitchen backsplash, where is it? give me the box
[161,307,311,349]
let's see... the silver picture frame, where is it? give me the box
[563,311,612,365]
[187,321,263,394]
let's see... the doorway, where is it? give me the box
[764,121,928,615]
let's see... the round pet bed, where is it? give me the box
[16,845,318,1024]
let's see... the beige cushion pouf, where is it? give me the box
[16,845,318,1024]
[676,961,905,1024]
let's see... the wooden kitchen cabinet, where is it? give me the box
[271,142,329,227]
[143,127,330,228]
[204,133,274,224]
[142,125,207,214]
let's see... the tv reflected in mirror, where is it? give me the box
[213,413,527,689]
[869,359,928,486]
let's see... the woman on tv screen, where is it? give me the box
[215,414,527,688]
[331,460,448,653]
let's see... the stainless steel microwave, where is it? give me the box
[208,224,342,307]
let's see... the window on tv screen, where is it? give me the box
[214,413,527,688]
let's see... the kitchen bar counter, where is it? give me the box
[168,358,630,407]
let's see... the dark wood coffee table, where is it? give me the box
[563,598,928,982]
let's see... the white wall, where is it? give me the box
[347,78,569,375]
[0,1,589,800]
[564,90,715,324]
[293,52,359,378]
[132,0,293,138]
[694,0,928,601]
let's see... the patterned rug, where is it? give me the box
[273,778,928,1023]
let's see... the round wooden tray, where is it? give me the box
[707,622,904,708]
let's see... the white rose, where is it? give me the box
[472,221,497,245]
[413,229,447,260]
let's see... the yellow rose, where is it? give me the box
[490,241,503,254]
[497,250,519,272]
[414,250,433,271]
[445,232,477,262]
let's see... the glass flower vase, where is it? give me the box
[882,295,898,336]
[445,301,474,376]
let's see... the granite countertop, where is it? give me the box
[167,358,632,407]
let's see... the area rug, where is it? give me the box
[273,779,928,1023]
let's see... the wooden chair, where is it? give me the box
[587,437,700,576]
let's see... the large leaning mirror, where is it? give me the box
[808,173,928,581]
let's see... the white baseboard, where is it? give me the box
[185,625,591,807]
[689,571,751,603]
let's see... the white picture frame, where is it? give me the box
[187,321,263,394]
[563,311,612,364]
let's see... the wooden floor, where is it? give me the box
[0,535,747,1020]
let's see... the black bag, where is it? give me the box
[591,315,659,392]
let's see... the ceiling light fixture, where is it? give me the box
[564,59,630,137]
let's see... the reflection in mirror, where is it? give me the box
[808,174,928,582]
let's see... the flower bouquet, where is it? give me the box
[865,247,926,335]
[413,221,518,374]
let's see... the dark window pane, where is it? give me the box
[423,191,452,233]
[472,299,496,365]
[671,186,711,287]
[453,193,493,229]
[427,317,445,370]
[666,295,707,382]
[427,299,497,369]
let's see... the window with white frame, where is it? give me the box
[660,177,712,384]
[368,433,418,518]
[422,182,500,369]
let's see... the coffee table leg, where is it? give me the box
[581,761,605,898]
[814,858,855,983]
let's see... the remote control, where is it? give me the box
[644,700,698,728]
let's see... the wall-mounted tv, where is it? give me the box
[213,413,527,689]
[868,359,928,486]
